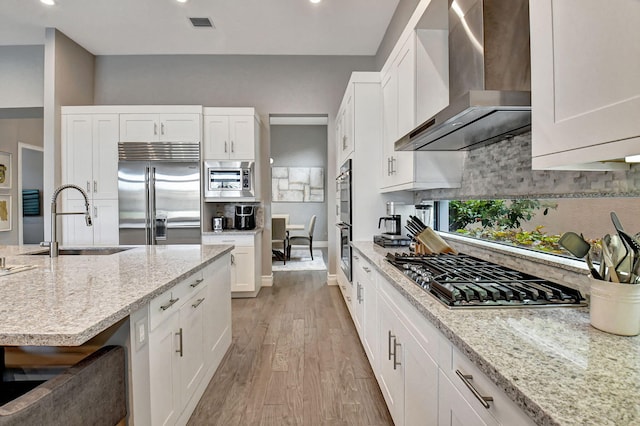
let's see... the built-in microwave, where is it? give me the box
[204,160,255,200]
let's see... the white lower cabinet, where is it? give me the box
[347,251,534,426]
[145,256,232,426]
[202,233,262,296]
[62,199,119,246]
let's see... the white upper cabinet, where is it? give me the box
[530,0,640,169]
[380,31,464,192]
[120,113,201,142]
[203,108,258,160]
[336,85,355,165]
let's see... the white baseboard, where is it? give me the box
[261,274,273,287]
[327,273,337,286]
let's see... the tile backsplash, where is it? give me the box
[415,132,640,201]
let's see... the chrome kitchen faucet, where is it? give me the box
[41,184,93,257]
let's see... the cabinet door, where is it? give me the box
[377,294,404,426]
[362,268,378,368]
[61,199,94,246]
[231,246,255,292]
[91,115,119,200]
[342,92,354,160]
[204,260,232,362]
[396,33,416,139]
[439,372,492,426]
[381,71,397,189]
[179,288,206,405]
[229,116,255,160]
[203,115,230,159]
[91,200,119,246]
[120,114,160,142]
[63,115,93,198]
[160,113,201,142]
[530,0,640,168]
[352,270,364,336]
[149,312,182,426]
[404,331,439,426]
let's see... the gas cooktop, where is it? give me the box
[386,252,586,309]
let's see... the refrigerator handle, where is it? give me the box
[150,166,157,245]
[145,166,152,245]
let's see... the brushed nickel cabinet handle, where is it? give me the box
[176,328,183,357]
[160,297,179,311]
[154,123,158,135]
[87,181,91,193]
[393,339,401,370]
[231,254,235,265]
[231,141,234,152]
[388,330,393,361]
[93,206,98,218]
[161,122,165,135]
[190,278,204,288]
[93,180,97,193]
[363,266,371,273]
[192,298,205,309]
[224,141,228,153]
[456,369,493,409]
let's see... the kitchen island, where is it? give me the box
[0,244,234,425]
[351,241,640,426]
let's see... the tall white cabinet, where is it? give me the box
[530,0,640,169]
[61,111,120,246]
[380,30,464,192]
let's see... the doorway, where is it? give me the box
[18,143,44,244]
[269,115,328,271]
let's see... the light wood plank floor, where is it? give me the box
[187,270,393,426]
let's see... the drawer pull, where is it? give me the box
[363,266,371,273]
[388,331,394,361]
[456,369,493,409]
[160,297,179,311]
[192,298,205,309]
[190,278,204,288]
[354,255,359,260]
[393,339,401,370]
[176,328,183,357]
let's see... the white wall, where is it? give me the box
[93,54,376,276]
[0,46,44,108]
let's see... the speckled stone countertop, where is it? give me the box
[202,227,263,236]
[0,244,232,347]
[352,241,640,426]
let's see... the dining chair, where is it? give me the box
[271,217,289,264]
[287,215,316,260]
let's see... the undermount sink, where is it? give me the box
[26,247,133,256]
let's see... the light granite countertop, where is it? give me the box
[202,227,263,236]
[0,244,233,347]
[352,241,640,426]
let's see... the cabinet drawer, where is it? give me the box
[443,344,536,425]
[202,234,254,247]
[149,279,190,331]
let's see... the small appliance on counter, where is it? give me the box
[234,204,256,230]
[374,201,411,247]
[212,215,226,232]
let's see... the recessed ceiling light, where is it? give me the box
[176,0,188,3]
[40,0,55,5]
[625,155,640,163]
[310,0,322,3]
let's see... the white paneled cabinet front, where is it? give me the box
[62,199,119,246]
[203,109,257,160]
[146,256,232,426]
[119,113,201,142]
[202,233,261,295]
[61,112,119,246]
[530,0,640,169]
[380,32,463,192]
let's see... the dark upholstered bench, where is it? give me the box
[0,345,127,426]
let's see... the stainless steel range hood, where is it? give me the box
[396,0,531,151]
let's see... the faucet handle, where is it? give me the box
[40,241,51,248]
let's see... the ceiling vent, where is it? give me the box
[189,17,214,28]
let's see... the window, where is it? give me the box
[435,198,640,259]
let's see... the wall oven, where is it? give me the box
[336,159,352,282]
[204,160,255,201]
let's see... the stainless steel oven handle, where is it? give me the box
[455,369,493,409]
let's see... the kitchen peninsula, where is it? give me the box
[0,244,233,425]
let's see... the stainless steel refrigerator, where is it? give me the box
[118,142,201,245]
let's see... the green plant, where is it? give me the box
[449,199,542,231]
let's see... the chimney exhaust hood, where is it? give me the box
[396,0,531,152]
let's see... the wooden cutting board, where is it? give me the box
[416,228,458,254]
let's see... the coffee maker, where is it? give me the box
[374,202,411,247]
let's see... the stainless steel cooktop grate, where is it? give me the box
[386,252,586,309]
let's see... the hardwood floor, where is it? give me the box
[188,270,393,426]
